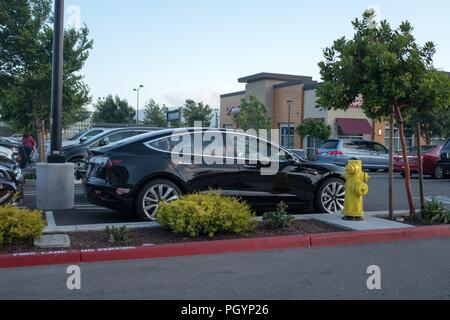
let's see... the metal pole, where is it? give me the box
[48,0,65,163]
[288,106,291,148]
[136,89,140,125]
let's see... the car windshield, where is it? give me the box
[69,129,90,141]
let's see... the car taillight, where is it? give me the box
[327,151,344,156]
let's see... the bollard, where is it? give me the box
[343,160,370,221]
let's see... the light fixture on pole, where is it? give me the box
[287,100,294,148]
[133,85,144,125]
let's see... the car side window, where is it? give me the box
[147,133,193,154]
[442,141,450,152]
[84,130,103,140]
[108,131,135,143]
[224,133,286,162]
[373,143,388,153]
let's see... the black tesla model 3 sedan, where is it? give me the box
[84,128,346,220]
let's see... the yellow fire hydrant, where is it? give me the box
[343,160,370,221]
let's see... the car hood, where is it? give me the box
[302,161,346,176]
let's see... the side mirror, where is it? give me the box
[99,138,109,147]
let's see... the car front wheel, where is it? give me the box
[315,178,346,214]
[136,179,181,221]
[432,165,445,180]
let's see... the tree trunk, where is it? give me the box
[389,109,394,220]
[35,118,45,163]
[416,123,425,210]
[395,105,416,218]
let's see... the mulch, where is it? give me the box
[0,219,343,254]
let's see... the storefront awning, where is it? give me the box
[336,118,373,135]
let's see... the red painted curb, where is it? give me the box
[310,225,450,247]
[0,250,80,269]
[80,235,311,263]
[1,225,450,269]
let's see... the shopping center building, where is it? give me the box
[220,72,411,155]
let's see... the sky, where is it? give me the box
[66,0,450,111]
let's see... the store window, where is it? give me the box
[280,124,295,148]
[385,127,414,151]
[337,127,364,140]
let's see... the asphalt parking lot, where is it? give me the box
[22,172,450,227]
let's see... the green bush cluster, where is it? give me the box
[0,206,45,245]
[104,226,129,244]
[157,192,256,238]
[421,197,450,225]
[262,202,294,230]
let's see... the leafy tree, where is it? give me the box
[316,10,440,218]
[143,99,168,127]
[182,99,212,127]
[0,0,93,160]
[297,119,331,141]
[297,119,331,158]
[233,95,272,131]
[406,70,450,144]
[92,95,136,124]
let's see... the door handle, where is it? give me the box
[244,164,258,169]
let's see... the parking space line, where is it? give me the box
[45,211,56,228]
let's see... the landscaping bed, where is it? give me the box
[0,219,344,254]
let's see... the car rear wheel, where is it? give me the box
[136,179,182,221]
[314,178,346,214]
[432,166,445,180]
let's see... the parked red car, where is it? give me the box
[394,145,443,178]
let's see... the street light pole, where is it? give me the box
[287,100,293,149]
[37,0,74,211]
[48,0,65,163]
[133,85,144,125]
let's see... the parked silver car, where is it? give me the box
[316,139,389,171]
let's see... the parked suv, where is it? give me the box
[317,139,389,171]
[436,138,450,179]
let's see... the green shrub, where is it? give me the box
[104,226,129,244]
[421,197,450,225]
[0,206,45,245]
[157,192,256,238]
[262,202,294,229]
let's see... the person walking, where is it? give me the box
[22,132,36,166]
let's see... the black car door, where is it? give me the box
[164,131,241,196]
[231,133,315,211]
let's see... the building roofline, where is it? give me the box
[238,72,313,84]
[274,80,318,89]
[220,91,246,98]
[304,82,323,91]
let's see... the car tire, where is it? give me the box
[314,177,346,214]
[432,166,445,180]
[136,179,182,221]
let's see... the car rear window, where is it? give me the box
[320,140,339,149]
